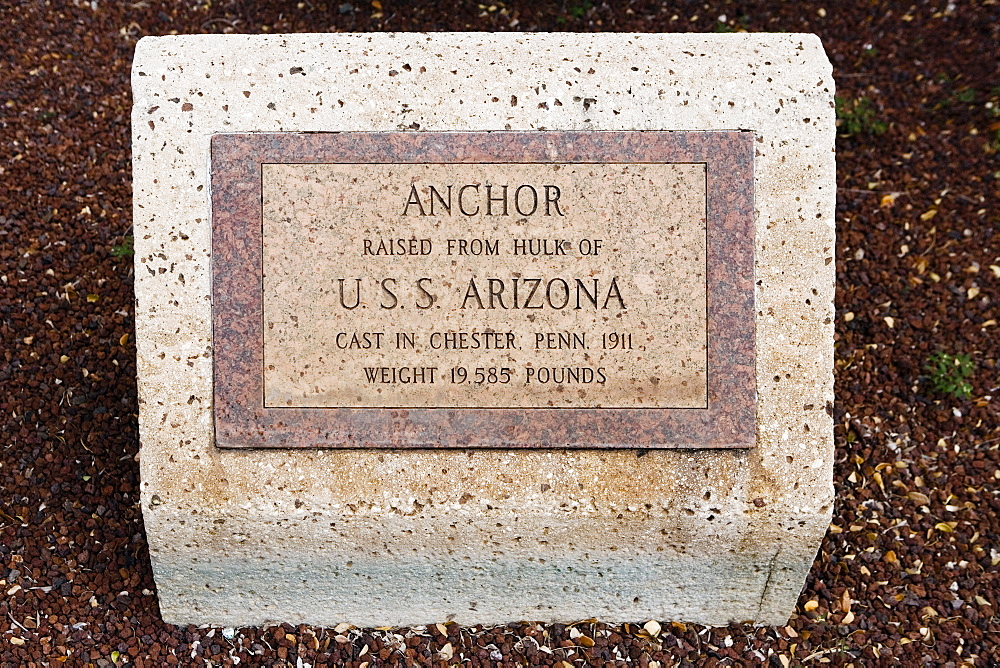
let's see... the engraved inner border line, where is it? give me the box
[258,160,710,411]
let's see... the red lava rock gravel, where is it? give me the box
[1,1,998,666]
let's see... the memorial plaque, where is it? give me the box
[211,131,755,448]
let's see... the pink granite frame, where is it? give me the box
[211,132,755,448]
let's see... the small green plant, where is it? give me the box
[955,88,977,104]
[835,96,887,136]
[925,351,975,400]
[111,235,134,258]
[941,87,978,108]
[567,0,593,19]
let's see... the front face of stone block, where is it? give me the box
[132,33,835,628]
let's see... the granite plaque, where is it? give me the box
[212,131,755,448]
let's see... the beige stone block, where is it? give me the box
[132,32,835,627]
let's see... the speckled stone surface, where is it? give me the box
[211,131,756,448]
[132,33,835,627]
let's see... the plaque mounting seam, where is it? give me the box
[211,131,755,449]
[259,160,710,411]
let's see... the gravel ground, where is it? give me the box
[1,1,998,666]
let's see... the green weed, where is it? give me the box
[111,235,134,258]
[924,351,975,400]
[567,0,592,19]
[835,96,887,136]
[955,88,977,104]
[940,87,978,108]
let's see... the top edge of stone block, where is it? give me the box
[134,31,826,41]
[132,31,829,62]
